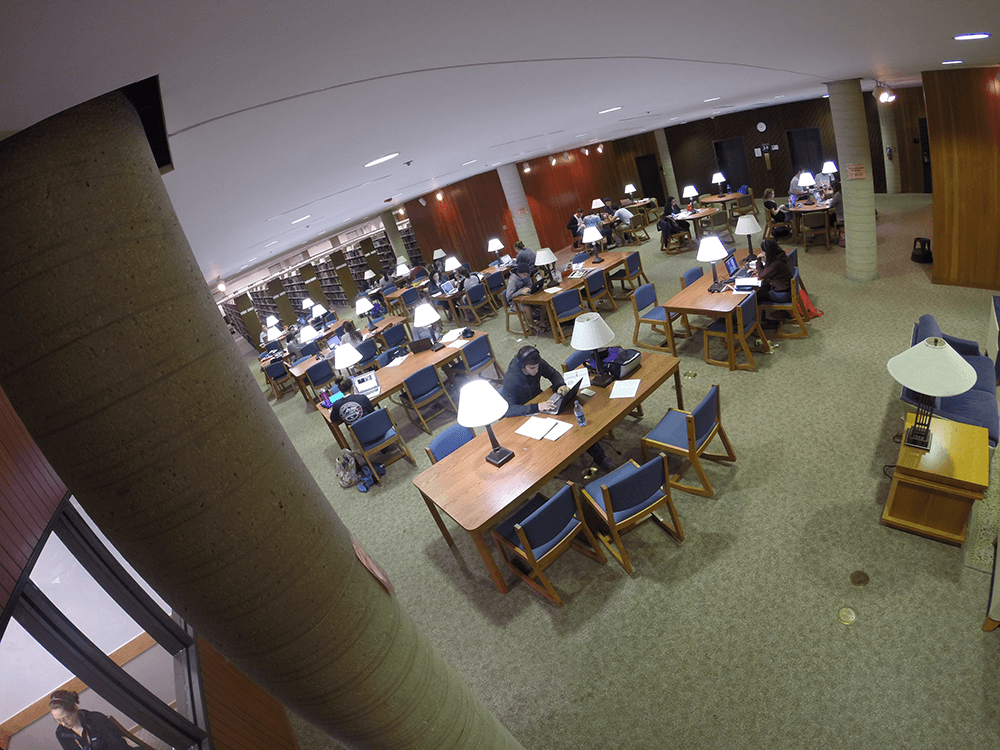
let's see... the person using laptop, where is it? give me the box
[754,239,793,309]
[506,263,548,331]
[328,377,374,426]
[501,347,616,471]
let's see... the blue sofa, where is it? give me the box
[900,314,999,448]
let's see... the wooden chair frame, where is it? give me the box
[640,386,736,497]
[579,456,684,575]
[764,211,794,241]
[503,291,530,334]
[759,275,809,339]
[582,270,618,313]
[457,283,494,325]
[703,294,770,371]
[701,209,736,244]
[402,366,457,434]
[728,190,758,224]
[621,214,651,244]
[348,408,417,483]
[609,251,650,294]
[631,284,689,355]
[659,227,692,254]
[264,361,295,400]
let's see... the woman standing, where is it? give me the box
[50,690,131,750]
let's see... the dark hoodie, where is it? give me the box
[501,354,565,417]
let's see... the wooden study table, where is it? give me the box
[672,206,720,241]
[881,414,989,545]
[786,200,832,243]
[318,330,489,448]
[412,352,682,593]
[699,191,743,208]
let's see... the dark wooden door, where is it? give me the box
[634,153,665,207]
[786,127,823,175]
[713,137,751,191]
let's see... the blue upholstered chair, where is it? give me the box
[264,361,294,400]
[402,365,456,434]
[562,349,591,373]
[304,360,338,402]
[641,384,736,498]
[578,455,683,575]
[400,287,420,315]
[703,292,768,370]
[300,342,320,358]
[348,408,416,483]
[609,251,649,294]
[264,341,283,354]
[483,271,505,311]
[551,289,585,343]
[631,283,686,355]
[381,322,408,350]
[572,252,589,264]
[759,268,808,339]
[681,266,704,288]
[375,346,407,368]
[786,247,798,271]
[456,283,494,325]
[491,483,606,606]
[582,269,617,312]
[425,424,476,464]
[323,311,339,326]
[355,339,379,372]
[412,266,428,280]
[451,335,504,381]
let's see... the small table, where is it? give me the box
[699,191,743,207]
[673,207,721,241]
[786,201,831,243]
[881,414,989,545]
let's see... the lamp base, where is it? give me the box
[708,279,727,293]
[591,371,615,388]
[486,446,514,466]
[592,255,604,264]
[903,426,932,451]
[430,342,445,351]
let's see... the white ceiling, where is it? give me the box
[2,1,994,283]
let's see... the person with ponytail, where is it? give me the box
[49,690,131,750]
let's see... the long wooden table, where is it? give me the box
[412,352,682,593]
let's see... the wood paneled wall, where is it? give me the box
[519,132,659,252]
[404,171,515,273]
[923,66,1000,288]
[664,96,887,199]
[0,385,66,627]
[892,87,928,194]
[198,638,300,750]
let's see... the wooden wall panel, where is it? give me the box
[198,638,300,750]
[0,385,66,625]
[924,66,1000,289]
[520,133,659,252]
[664,96,887,199]
[404,171,515,273]
[892,87,928,194]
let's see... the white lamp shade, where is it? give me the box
[444,256,461,272]
[734,215,762,236]
[363,269,375,280]
[682,185,698,199]
[581,226,603,244]
[457,380,509,427]
[266,326,281,342]
[311,304,327,318]
[265,315,279,327]
[591,198,605,209]
[711,172,725,184]
[571,312,616,351]
[822,161,838,174]
[624,183,636,194]
[395,262,410,276]
[301,297,314,310]
[298,325,320,343]
[887,337,977,397]
[412,302,442,328]
[433,248,446,259]
[696,236,729,263]
[334,342,363,370]
[535,247,557,265]
[798,172,817,188]
[487,238,504,253]
[356,297,374,315]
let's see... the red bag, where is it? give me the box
[798,288,823,319]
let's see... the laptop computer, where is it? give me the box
[499,253,512,265]
[409,336,434,353]
[542,379,582,414]
[724,254,754,279]
[352,371,380,397]
[529,277,546,294]
[441,279,457,294]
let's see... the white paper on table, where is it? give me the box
[432,292,443,298]
[446,338,469,349]
[610,379,640,399]
[384,354,409,367]
[571,262,584,270]
[563,367,591,389]
[543,420,573,441]
[440,328,463,342]
[515,416,558,440]
[544,286,563,294]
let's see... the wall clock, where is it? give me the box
[756,121,767,132]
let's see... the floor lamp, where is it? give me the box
[458,380,513,467]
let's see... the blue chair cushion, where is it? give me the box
[494,493,579,558]
[411,383,442,402]
[640,306,668,322]
[583,462,663,523]
[644,410,688,449]
[291,356,311,367]
[705,317,730,333]
[556,304,584,319]
[360,426,395,452]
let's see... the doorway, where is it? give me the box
[712,138,751,192]
[634,153,665,207]
[786,128,824,175]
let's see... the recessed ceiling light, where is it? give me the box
[248,257,257,262]
[703,97,721,103]
[575,133,588,137]
[942,59,964,64]
[774,95,785,99]
[364,152,400,167]
[436,192,443,201]
[264,241,277,247]
[669,117,679,121]
[822,94,830,98]
[291,215,311,224]
[461,159,478,166]
[954,32,990,41]
[598,107,622,114]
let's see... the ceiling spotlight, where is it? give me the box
[216,280,226,292]
[596,144,604,153]
[582,148,589,155]
[873,85,896,103]
[522,163,531,173]
[550,157,557,166]
[419,197,427,206]
[364,152,400,167]
[436,191,443,201]
[954,32,990,41]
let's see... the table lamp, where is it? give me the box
[334,341,363,372]
[590,198,604,211]
[798,171,816,189]
[734,215,762,265]
[412,302,444,351]
[822,161,838,176]
[311,304,327,320]
[444,256,461,274]
[697,236,730,293]
[363,269,375,285]
[887,337,977,450]
[433,248,446,262]
[298,325,320,344]
[487,238,504,256]
[711,172,726,196]
[356,296,376,329]
[682,185,699,209]
[458,380,513,467]
[301,297,314,311]
[266,325,281,342]
[571,312,616,387]
[624,183,637,200]
[395,258,410,278]
[534,247,558,284]
[265,314,279,328]
[581,225,605,263]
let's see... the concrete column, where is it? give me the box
[0,92,524,750]
[379,210,408,263]
[826,79,878,282]
[496,163,541,250]
[654,128,680,201]
[878,101,901,194]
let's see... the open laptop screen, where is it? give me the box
[724,254,739,277]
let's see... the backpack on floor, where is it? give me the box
[798,288,823,319]
[337,449,360,488]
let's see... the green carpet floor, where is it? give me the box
[244,194,1000,750]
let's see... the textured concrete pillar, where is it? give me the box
[826,79,878,282]
[496,164,541,250]
[878,101,901,194]
[0,92,524,750]
[654,128,680,201]
[380,210,408,263]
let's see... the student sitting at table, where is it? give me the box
[755,239,793,309]
[501,346,616,471]
[582,211,615,248]
[826,178,844,227]
[339,320,365,348]
[612,204,635,244]
[567,210,585,248]
[506,263,547,331]
[656,197,690,248]
[789,166,810,197]
[329,377,374,426]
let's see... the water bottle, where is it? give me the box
[574,400,587,427]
